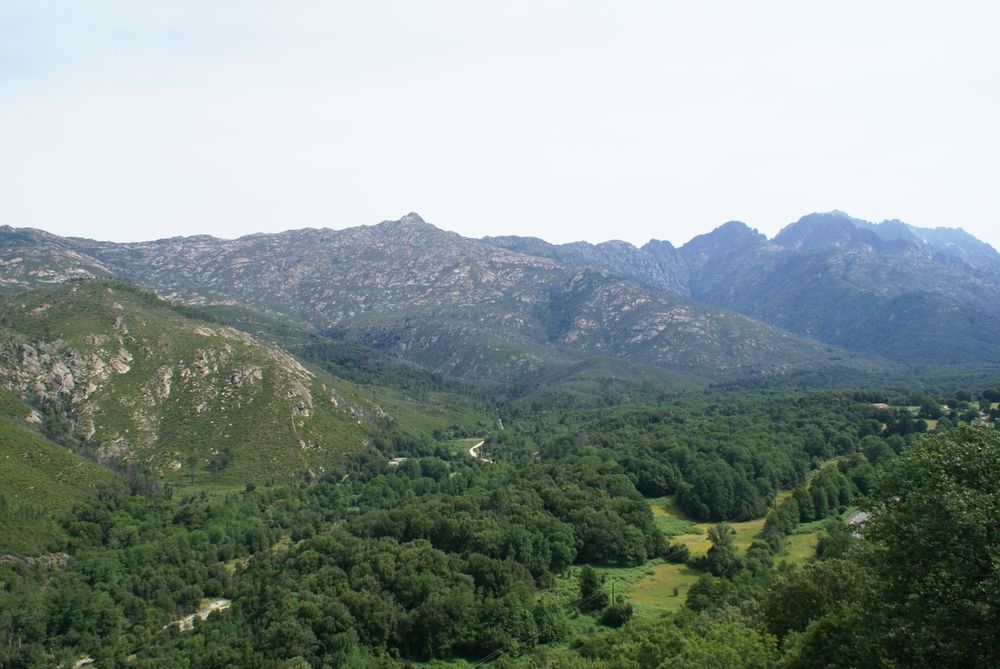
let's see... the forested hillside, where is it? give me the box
[3,382,998,667]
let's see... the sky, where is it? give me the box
[2,1,999,250]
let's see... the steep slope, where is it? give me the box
[765,212,1000,312]
[913,226,1000,268]
[776,211,1000,270]
[0,281,380,485]
[679,221,797,313]
[60,216,575,380]
[537,267,832,374]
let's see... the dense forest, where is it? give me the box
[3,384,999,667]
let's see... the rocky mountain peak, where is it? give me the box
[773,211,883,251]
[682,221,768,259]
[773,212,999,267]
[714,220,763,240]
[364,212,455,245]
[399,212,427,225]
[377,212,434,231]
[908,224,1000,269]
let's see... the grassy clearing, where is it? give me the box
[648,496,700,537]
[779,533,819,566]
[583,562,683,619]
[442,437,485,457]
[837,505,862,523]
[550,560,695,620]
[552,487,831,620]
[895,405,941,430]
[805,455,850,482]
[646,495,765,556]
[377,391,492,440]
[630,492,824,614]
[549,494,821,621]
[774,490,794,504]
[629,562,702,612]
[171,481,249,499]
[668,517,767,558]
[545,495,826,622]
[791,518,830,535]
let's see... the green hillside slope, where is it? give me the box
[0,391,122,554]
[0,281,380,486]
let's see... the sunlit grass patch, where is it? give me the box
[647,496,701,537]
[661,519,764,560]
[630,562,702,612]
[779,532,818,566]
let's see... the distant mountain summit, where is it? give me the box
[863,218,1000,269]
[774,211,909,254]
[773,210,1000,269]
[489,210,1000,366]
[674,211,1000,364]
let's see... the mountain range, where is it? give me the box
[3,210,998,381]
[488,210,1000,366]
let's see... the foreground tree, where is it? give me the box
[786,426,1000,668]
[863,425,1000,667]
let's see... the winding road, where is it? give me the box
[468,440,493,463]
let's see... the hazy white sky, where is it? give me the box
[2,1,999,249]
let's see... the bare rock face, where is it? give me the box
[150,366,173,400]
[79,415,96,440]
[87,354,109,381]
[98,439,132,462]
[228,366,262,388]
[0,552,70,570]
[47,361,75,395]
[109,349,133,374]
